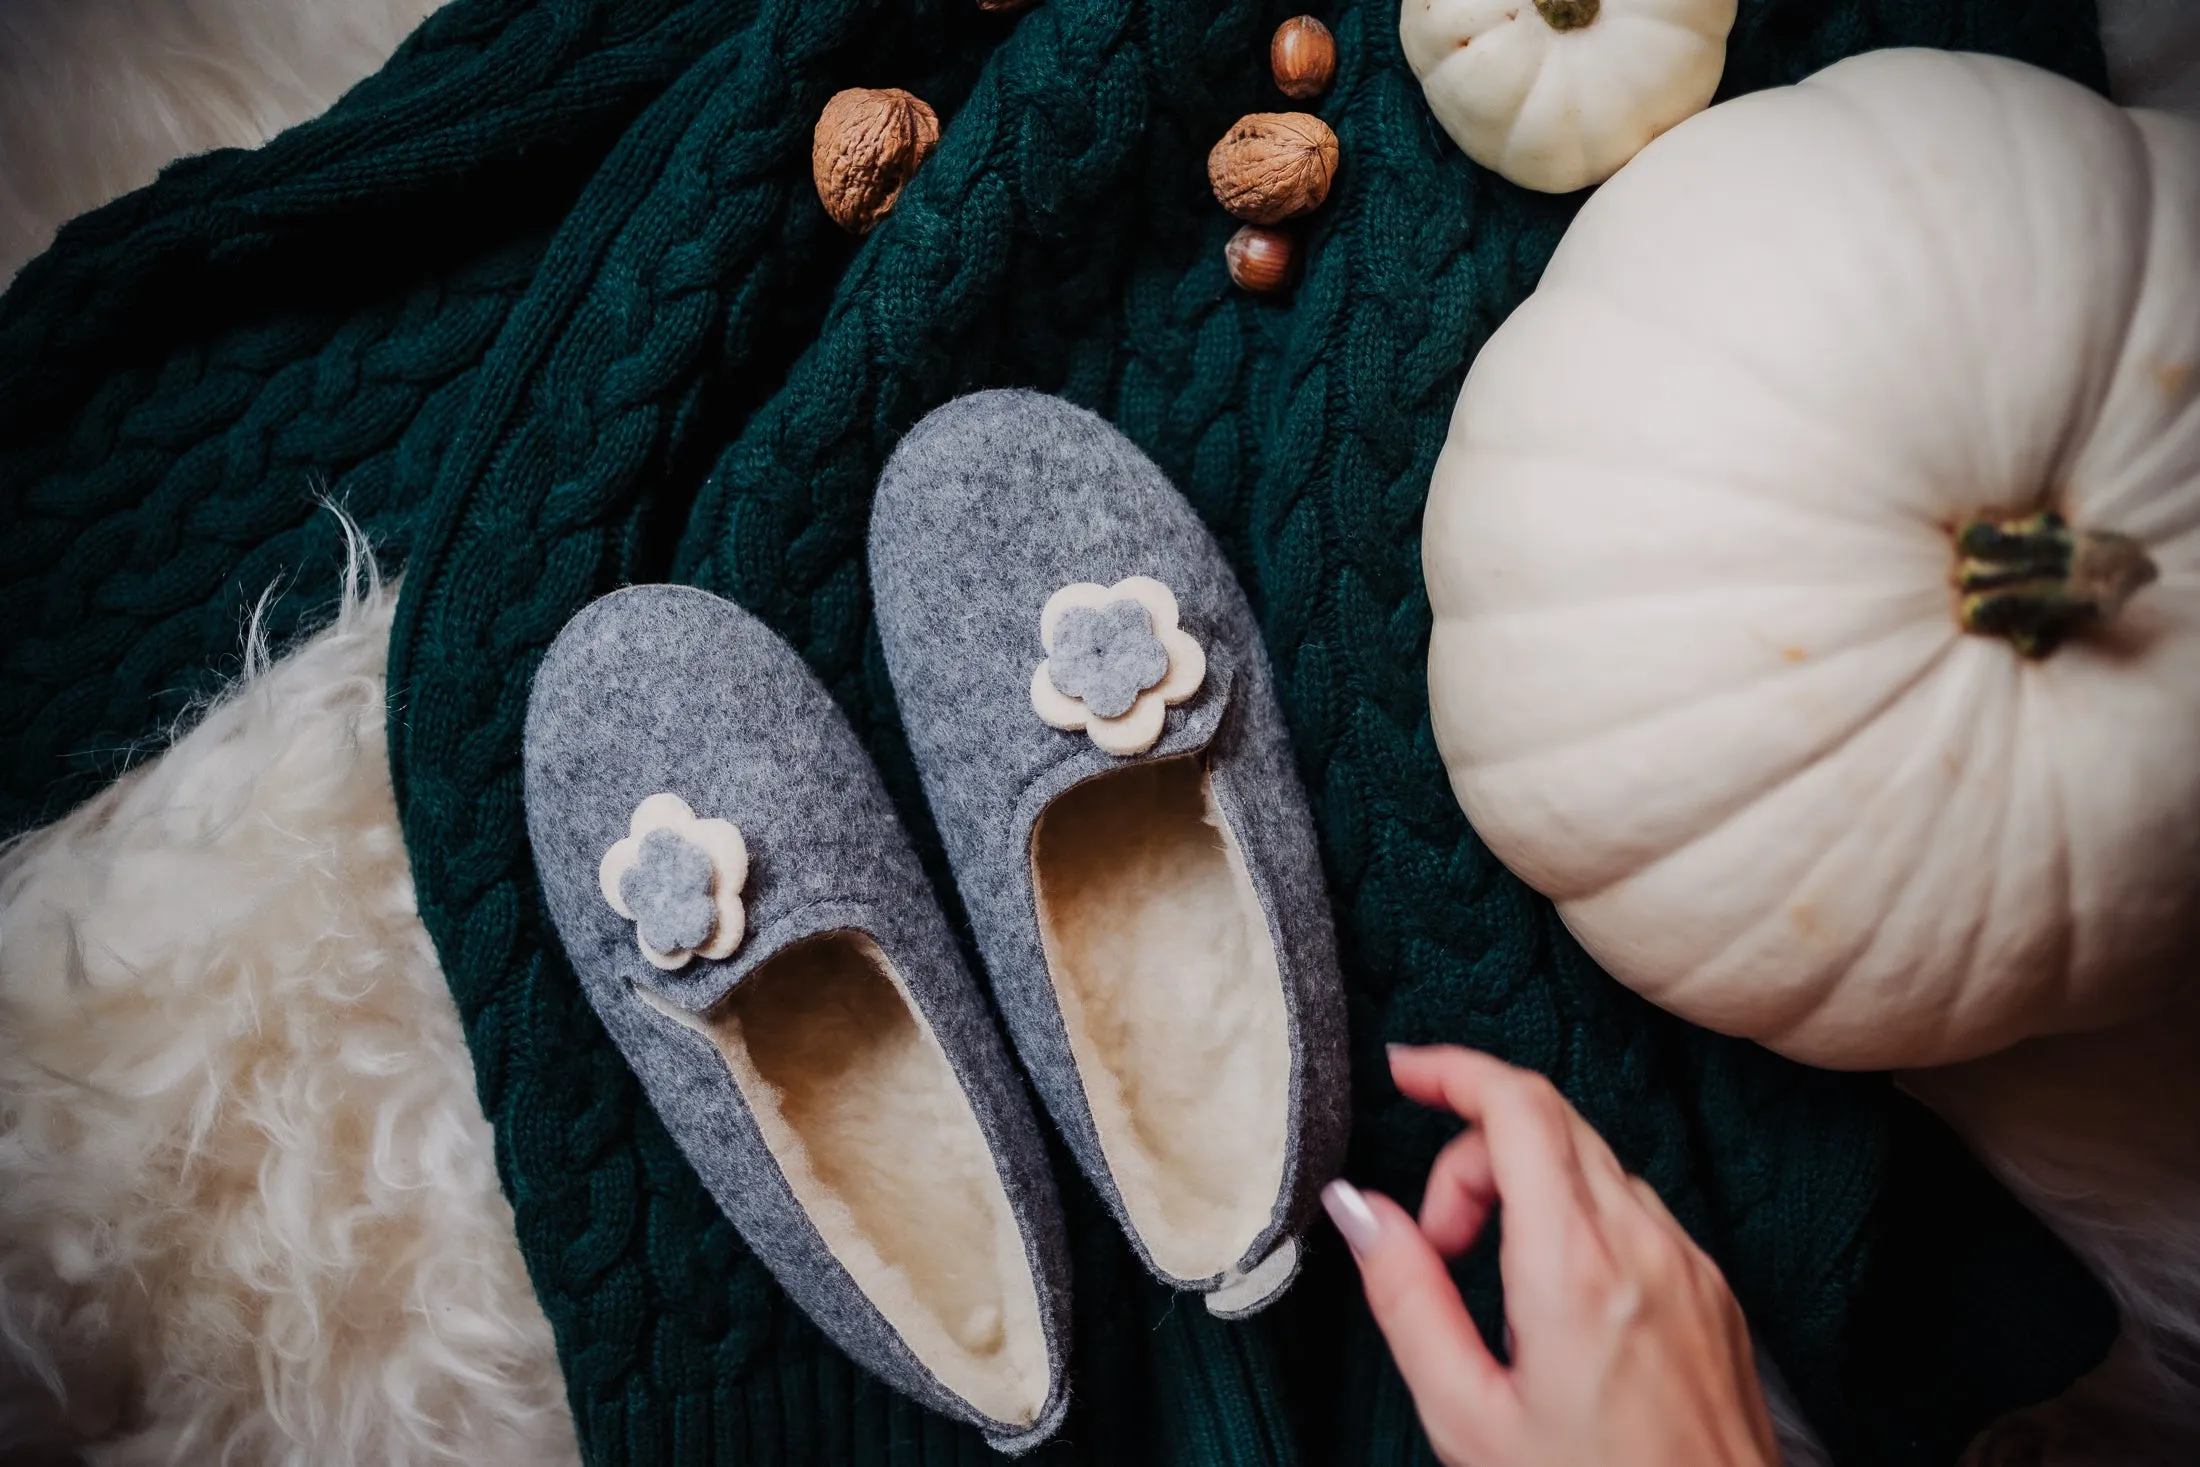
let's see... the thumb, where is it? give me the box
[1324,1179,1516,1454]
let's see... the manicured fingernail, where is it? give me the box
[1322,1179,1382,1256]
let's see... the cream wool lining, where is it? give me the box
[1030,756,1291,1282]
[634,933,1047,1426]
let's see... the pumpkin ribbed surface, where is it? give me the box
[1425,50,2200,1071]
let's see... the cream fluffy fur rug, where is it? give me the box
[0,0,448,281]
[1913,1013,2200,1466]
[0,547,577,1466]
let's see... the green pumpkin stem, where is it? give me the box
[1953,510,2157,658]
[1533,0,1599,30]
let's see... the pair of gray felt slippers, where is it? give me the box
[524,391,1347,1451]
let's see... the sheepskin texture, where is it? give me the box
[1906,998,2200,1466]
[0,0,448,283]
[0,558,577,1466]
[522,584,1071,1449]
[1031,757,1289,1287]
[871,390,1350,1311]
[640,932,1049,1427]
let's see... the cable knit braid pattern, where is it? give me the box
[0,0,2122,1462]
[0,0,766,835]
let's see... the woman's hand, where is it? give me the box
[1324,1045,1778,1467]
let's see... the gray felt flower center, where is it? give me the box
[1048,598,1171,720]
[620,827,718,955]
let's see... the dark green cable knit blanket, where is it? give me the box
[0,0,2119,1461]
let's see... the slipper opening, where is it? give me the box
[1030,756,1292,1284]
[649,931,1050,1426]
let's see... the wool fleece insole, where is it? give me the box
[1031,756,1291,1280]
[664,932,1047,1425]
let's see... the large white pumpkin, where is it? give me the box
[1423,50,2200,1070]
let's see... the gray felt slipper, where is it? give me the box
[523,585,1071,1451]
[869,390,1349,1320]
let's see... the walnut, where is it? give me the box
[1207,112,1338,226]
[1269,17,1336,100]
[813,88,940,235]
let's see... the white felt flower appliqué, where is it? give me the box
[1031,576,1206,756]
[597,793,748,970]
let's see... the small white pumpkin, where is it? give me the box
[1400,0,1737,194]
[1423,50,2200,1070]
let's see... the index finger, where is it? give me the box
[1324,1180,1518,1456]
[1388,1044,1597,1233]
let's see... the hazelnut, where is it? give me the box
[1208,112,1338,226]
[1270,17,1335,100]
[1225,225,1296,294]
[813,88,940,234]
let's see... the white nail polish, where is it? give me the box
[1322,1178,1382,1255]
